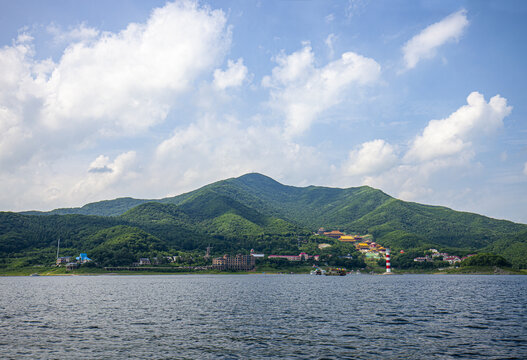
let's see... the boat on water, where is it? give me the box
[29,273,40,276]
[310,268,326,275]
[324,268,347,276]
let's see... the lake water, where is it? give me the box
[0,274,526,359]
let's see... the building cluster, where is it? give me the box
[56,253,92,271]
[317,228,386,259]
[210,249,322,271]
[414,249,476,264]
[355,241,386,260]
[268,252,320,261]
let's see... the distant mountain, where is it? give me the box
[4,173,527,268]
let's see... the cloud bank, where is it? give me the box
[0,0,231,171]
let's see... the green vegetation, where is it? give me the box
[482,230,527,269]
[386,250,449,270]
[2,173,527,273]
[460,253,511,267]
[87,226,167,267]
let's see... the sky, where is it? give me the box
[0,0,526,223]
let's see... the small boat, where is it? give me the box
[310,268,326,275]
[29,273,40,276]
[325,268,347,276]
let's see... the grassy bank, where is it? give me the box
[0,265,314,276]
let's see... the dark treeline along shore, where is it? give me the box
[1,173,526,274]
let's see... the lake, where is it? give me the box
[0,274,526,359]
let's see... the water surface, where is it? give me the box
[0,274,525,359]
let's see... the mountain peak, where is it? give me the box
[233,173,286,189]
[236,172,279,182]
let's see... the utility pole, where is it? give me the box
[56,237,60,259]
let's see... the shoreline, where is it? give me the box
[1,265,526,277]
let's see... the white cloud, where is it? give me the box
[405,92,512,162]
[523,162,527,176]
[345,0,368,19]
[344,139,397,176]
[213,58,248,90]
[153,114,325,195]
[262,45,380,136]
[0,38,48,171]
[361,152,474,202]
[0,0,231,170]
[402,9,468,69]
[72,151,138,199]
[47,23,100,44]
[88,155,113,173]
[41,1,230,133]
[325,33,337,59]
[0,151,139,211]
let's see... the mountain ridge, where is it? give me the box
[20,173,394,221]
[24,172,521,224]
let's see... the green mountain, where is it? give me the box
[3,173,527,269]
[22,197,150,217]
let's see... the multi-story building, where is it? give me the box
[56,257,73,266]
[212,254,255,271]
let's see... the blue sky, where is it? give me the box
[1,0,526,223]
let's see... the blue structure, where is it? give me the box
[76,253,92,263]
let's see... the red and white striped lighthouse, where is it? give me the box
[385,248,391,273]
